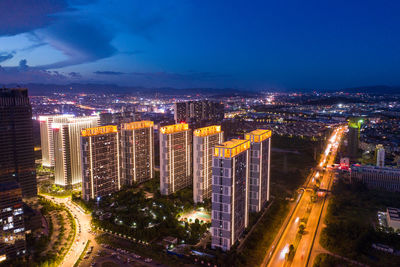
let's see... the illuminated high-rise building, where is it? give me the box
[376,144,385,168]
[193,125,224,203]
[39,114,74,167]
[0,182,26,262]
[211,139,250,251]
[245,129,271,212]
[121,121,154,185]
[0,88,37,198]
[159,123,192,195]
[347,118,363,160]
[81,126,120,201]
[53,116,99,188]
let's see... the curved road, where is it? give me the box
[42,195,96,267]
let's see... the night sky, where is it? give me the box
[1,0,399,89]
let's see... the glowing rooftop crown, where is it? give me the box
[214,139,250,158]
[194,125,222,137]
[160,123,189,134]
[81,125,117,137]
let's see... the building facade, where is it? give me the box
[81,126,120,201]
[350,165,400,191]
[120,121,154,185]
[386,207,400,231]
[99,111,140,127]
[159,123,192,195]
[193,125,224,203]
[211,139,250,251]
[53,116,99,188]
[245,129,271,212]
[174,100,224,124]
[0,182,26,262]
[0,88,37,198]
[347,118,363,160]
[376,144,385,168]
[39,114,74,167]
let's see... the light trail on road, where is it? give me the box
[262,126,345,267]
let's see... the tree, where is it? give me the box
[298,222,306,235]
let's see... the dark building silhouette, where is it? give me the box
[174,100,224,125]
[99,111,140,128]
[0,88,37,198]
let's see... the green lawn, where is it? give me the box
[92,186,209,245]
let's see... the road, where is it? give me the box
[42,195,96,267]
[263,126,345,267]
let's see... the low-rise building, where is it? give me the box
[387,207,400,231]
[350,165,400,191]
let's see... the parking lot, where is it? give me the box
[79,243,162,267]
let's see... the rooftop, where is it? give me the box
[160,123,189,134]
[245,129,272,143]
[387,207,400,221]
[81,125,118,137]
[214,139,250,158]
[193,125,222,137]
[123,121,154,130]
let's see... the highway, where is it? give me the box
[263,126,345,267]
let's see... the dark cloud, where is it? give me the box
[0,1,166,72]
[69,71,82,78]
[19,59,28,70]
[34,18,117,69]
[0,0,68,36]
[0,59,69,83]
[0,52,14,63]
[94,71,125,75]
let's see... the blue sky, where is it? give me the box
[0,0,399,89]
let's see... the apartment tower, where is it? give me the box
[245,129,271,212]
[81,126,120,201]
[174,100,224,124]
[120,121,154,185]
[53,116,99,188]
[39,114,74,167]
[211,139,250,251]
[193,125,224,203]
[159,123,192,195]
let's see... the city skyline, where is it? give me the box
[1,1,400,266]
[1,1,400,90]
